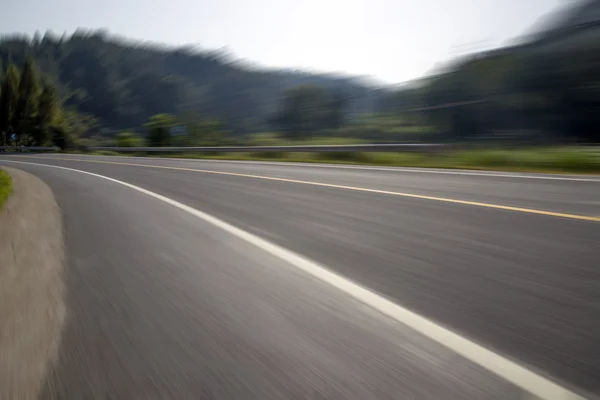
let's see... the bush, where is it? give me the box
[93,150,121,156]
[116,131,145,147]
[51,127,76,151]
[454,150,512,167]
[0,170,12,209]
[511,148,600,172]
[367,152,429,166]
[316,151,370,162]
[249,151,286,159]
[452,147,599,172]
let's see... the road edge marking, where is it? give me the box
[1,159,586,400]
[6,155,600,222]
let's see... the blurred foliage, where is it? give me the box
[136,147,600,173]
[2,3,600,146]
[0,169,11,209]
[115,131,144,147]
[270,85,347,139]
[393,29,600,144]
[145,113,176,147]
[0,30,379,137]
[0,56,85,149]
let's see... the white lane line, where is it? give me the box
[1,159,586,400]
[26,153,600,182]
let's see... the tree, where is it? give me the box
[145,114,175,146]
[197,118,224,146]
[13,57,40,145]
[116,131,144,147]
[0,64,20,146]
[324,89,348,130]
[5,12,600,145]
[32,82,61,145]
[32,31,42,47]
[174,113,227,146]
[51,108,97,149]
[271,85,328,140]
[0,30,381,135]
[58,108,96,140]
[51,125,71,150]
[37,82,59,125]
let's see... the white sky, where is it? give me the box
[2,0,565,83]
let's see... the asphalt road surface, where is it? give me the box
[1,153,599,400]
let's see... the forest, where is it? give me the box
[1,16,599,149]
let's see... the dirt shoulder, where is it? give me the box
[0,167,66,400]
[0,169,11,209]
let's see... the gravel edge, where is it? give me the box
[0,167,66,400]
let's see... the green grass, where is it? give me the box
[91,150,122,156]
[246,133,367,146]
[448,148,600,173]
[0,170,13,210]
[77,145,600,174]
[142,147,600,174]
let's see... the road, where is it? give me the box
[1,154,599,399]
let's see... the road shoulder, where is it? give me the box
[0,167,66,400]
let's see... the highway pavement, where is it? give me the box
[1,154,598,399]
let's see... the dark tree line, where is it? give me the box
[269,86,349,140]
[2,2,599,147]
[0,30,379,138]
[378,7,600,144]
[0,57,73,148]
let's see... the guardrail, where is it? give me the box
[1,144,447,153]
[0,146,59,152]
[88,143,446,153]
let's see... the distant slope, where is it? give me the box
[0,29,385,134]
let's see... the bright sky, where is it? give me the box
[2,0,565,84]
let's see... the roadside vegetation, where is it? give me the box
[0,57,86,150]
[0,170,12,209]
[3,13,600,175]
[78,145,599,174]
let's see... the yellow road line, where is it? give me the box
[10,155,600,222]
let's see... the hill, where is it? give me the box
[0,29,385,136]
